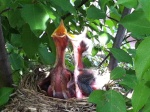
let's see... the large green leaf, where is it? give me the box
[6,9,24,28]
[11,34,22,47]
[86,5,106,20]
[119,74,137,89]
[109,48,133,64]
[21,4,49,30]
[88,90,105,105]
[132,82,150,112]
[116,0,138,8]
[0,0,13,13]
[101,90,126,112]
[51,0,76,14]
[89,90,126,112]
[21,24,40,58]
[139,0,150,21]
[142,97,150,112]
[99,0,110,11]
[110,67,126,80]
[120,10,150,35]
[38,44,55,65]
[135,37,150,80]
[0,87,14,106]
[9,53,24,70]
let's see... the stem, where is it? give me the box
[108,7,131,71]
[0,17,13,87]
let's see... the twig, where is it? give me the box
[0,8,10,15]
[106,15,119,23]
[99,53,110,67]
[121,40,136,46]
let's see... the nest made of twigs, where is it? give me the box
[2,68,96,112]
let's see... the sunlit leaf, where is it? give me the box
[132,82,150,112]
[139,0,150,21]
[121,9,150,35]
[116,0,138,8]
[135,37,150,80]
[21,4,49,30]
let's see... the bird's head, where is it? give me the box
[51,20,67,38]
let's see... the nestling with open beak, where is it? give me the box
[39,20,75,99]
[66,28,98,98]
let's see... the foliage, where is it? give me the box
[0,0,150,112]
[0,87,14,107]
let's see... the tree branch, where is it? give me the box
[0,17,13,87]
[99,53,110,67]
[108,7,131,71]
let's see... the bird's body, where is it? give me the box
[67,28,98,98]
[39,20,75,99]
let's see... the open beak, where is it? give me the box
[51,20,67,38]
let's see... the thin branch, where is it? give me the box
[121,40,136,46]
[99,53,110,67]
[106,15,119,23]
[0,8,10,15]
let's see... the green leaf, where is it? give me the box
[109,48,133,64]
[21,24,40,58]
[0,87,14,106]
[21,4,49,30]
[86,5,106,19]
[88,90,105,104]
[135,37,150,80]
[99,0,110,11]
[116,0,138,8]
[99,32,113,45]
[0,0,12,13]
[92,47,99,56]
[11,34,22,47]
[38,44,55,65]
[119,74,137,89]
[120,10,150,35]
[51,0,76,14]
[9,53,24,70]
[139,0,150,21]
[88,22,99,32]
[142,97,150,112]
[83,57,92,68]
[6,9,24,28]
[100,90,126,112]
[110,67,126,80]
[132,82,150,112]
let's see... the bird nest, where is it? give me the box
[2,68,96,112]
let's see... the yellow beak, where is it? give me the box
[51,20,67,38]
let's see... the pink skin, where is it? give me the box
[39,21,75,99]
[72,40,96,98]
